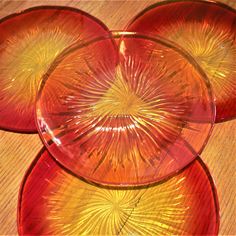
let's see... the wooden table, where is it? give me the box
[0,0,235,235]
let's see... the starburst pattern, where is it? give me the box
[127,0,236,122]
[0,6,111,132]
[36,34,214,186]
[18,149,219,235]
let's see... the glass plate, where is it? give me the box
[36,31,215,186]
[0,6,111,133]
[18,148,219,235]
[126,0,236,123]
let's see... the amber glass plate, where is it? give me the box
[127,0,236,123]
[36,32,215,186]
[0,6,112,133]
[18,148,219,235]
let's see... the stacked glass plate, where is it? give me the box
[1,0,236,234]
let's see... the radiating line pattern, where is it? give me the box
[127,0,236,122]
[18,149,219,235]
[0,6,112,132]
[36,34,214,186]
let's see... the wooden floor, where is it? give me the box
[0,0,235,235]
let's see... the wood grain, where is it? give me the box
[0,0,235,235]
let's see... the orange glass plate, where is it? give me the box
[0,6,112,133]
[127,0,236,122]
[36,32,215,186]
[18,148,219,235]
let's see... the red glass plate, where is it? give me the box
[0,6,112,133]
[18,148,219,235]
[127,0,236,123]
[36,32,215,186]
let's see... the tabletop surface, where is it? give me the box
[0,0,235,235]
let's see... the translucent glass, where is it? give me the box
[36,32,215,186]
[18,148,219,235]
[0,6,111,133]
[127,0,236,122]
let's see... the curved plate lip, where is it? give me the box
[125,0,236,123]
[127,0,236,26]
[17,147,220,235]
[0,5,112,134]
[35,31,216,187]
